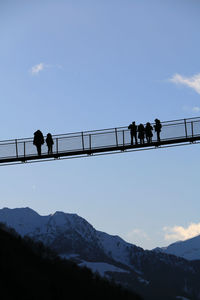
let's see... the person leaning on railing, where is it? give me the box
[154,119,162,142]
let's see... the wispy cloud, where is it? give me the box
[169,73,200,94]
[163,222,200,242]
[30,63,45,75]
[30,63,63,75]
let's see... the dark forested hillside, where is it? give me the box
[0,224,141,300]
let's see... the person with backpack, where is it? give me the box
[128,121,138,145]
[46,133,54,155]
[33,130,44,156]
[154,119,162,142]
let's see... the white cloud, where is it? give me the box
[31,63,45,75]
[30,63,63,75]
[163,222,200,242]
[169,73,200,94]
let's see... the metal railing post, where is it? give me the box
[24,142,26,158]
[184,119,188,138]
[15,139,18,158]
[115,128,118,147]
[82,132,85,151]
[56,138,58,154]
[89,134,92,151]
[191,121,194,138]
[123,130,125,148]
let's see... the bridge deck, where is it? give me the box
[0,117,200,165]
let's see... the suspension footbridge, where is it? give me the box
[0,117,200,166]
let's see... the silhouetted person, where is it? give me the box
[33,130,44,156]
[128,121,138,145]
[145,122,153,143]
[46,133,54,155]
[138,123,145,144]
[154,119,162,142]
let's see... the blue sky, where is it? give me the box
[1,0,200,249]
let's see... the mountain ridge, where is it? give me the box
[154,234,200,261]
[1,207,200,300]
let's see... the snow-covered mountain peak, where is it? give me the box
[49,211,73,226]
[49,211,95,233]
[0,207,48,236]
[0,207,135,266]
[1,206,39,216]
[51,211,78,218]
[0,207,97,243]
[154,234,200,260]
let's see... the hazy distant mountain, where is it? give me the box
[1,207,200,300]
[154,235,200,261]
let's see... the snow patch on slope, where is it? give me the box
[79,261,130,277]
[60,253,80,260]
[97,231,132,266]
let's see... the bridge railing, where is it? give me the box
[0,117,200,161]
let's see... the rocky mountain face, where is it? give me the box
[0,207,200,300]
[154,235,200,261]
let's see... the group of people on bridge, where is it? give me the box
[128,119,162,145]
[33,130,54,156]
[33,119,162,156]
